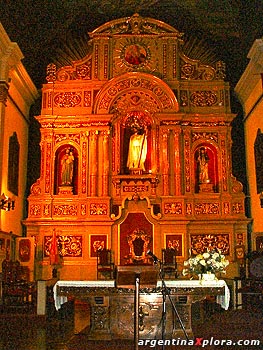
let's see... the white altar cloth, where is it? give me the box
[53,279,230,311]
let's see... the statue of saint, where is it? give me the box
[127,128,147,171]
[197,147,210,183]
[61,148,74,185]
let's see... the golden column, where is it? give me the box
[102,131,110,197]
[161,129,169,196]
[173,129,181,195]
[89,130,98,196]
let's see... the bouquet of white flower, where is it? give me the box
[182,249,229,277]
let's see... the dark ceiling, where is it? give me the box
[2,0,263,91]
[1,0,262,194]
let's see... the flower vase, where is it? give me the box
[198,273,216,282]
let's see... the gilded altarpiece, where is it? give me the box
[24,14,249,280]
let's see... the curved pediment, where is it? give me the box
[90,13,184,37]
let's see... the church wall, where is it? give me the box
[244,107,263,234]
[0,24,38,271]
[235,38,263,251]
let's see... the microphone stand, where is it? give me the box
[151,256,189,348]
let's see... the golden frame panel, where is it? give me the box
[89,234,108,258]
[164,233,184,257]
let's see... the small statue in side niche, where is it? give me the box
[61,148,74,185]
[197,147,210,184]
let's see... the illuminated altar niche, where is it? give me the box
[194,143,219,193]
[120,111,152,175]
[54,144,79,195]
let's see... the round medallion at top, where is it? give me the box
[124,44,147,66]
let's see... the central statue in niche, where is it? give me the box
[127,125,147,172]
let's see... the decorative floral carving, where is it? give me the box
[180,90,188,106]
[180,61,219,81]
[30,204,41,216]
[44,235,82,257]
[186,203,192,215]
[113,91,159,116]
[90,203,108,215]
[44,204,50,216]
[30,179,41,195]
[223,202,230,215]
[41,121,110,129]
[53,205,78,216]
[81,204,86,216]
[54,134,80,144]
[46,63,57,82]
[236,233,244,245]
[181,63,195,79]
[192,132,218,144]
[56,70,70,82]
[76,62,92,80]
[94,44,99,79]
[84,91,92,107]
[48,59,92,82]
[191,234,230,255]
[98,74,177,113]
[54,92,82,108]
[232,202,243,214]
[164,202,183,215]
[190,91,217,107]
[194,203,220,215]
[45,143,51,193]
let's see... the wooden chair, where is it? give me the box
[97,249,115,280]
[161,248,177,279]
[1,259,36,308]
[234,250,263,309]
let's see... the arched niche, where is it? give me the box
[93,72,179,114]
[119,212,153,265]
[54,145,78,195]
[194,144,219,193]
[95,72,178,176]
[120,111,152,175]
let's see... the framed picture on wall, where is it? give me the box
[90,234,108,258]
[164,234,183,257]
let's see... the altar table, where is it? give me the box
[53,279,230,339]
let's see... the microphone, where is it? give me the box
[147,250,160,264]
